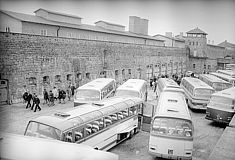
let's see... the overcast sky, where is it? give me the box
[0,0,235,44]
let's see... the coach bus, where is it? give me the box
[0,132,119,160]
[205,87,235,124]
[199,74,232,92]
[74,78,116,106]
[149,92,193,160]
[210,72,235,86]
[156,78,185,97]
[24,97,143,151]
[115,79,148,101]
[217,70,235,78]
[180,77,215,110]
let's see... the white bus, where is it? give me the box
[24,97,143,151]
[0,132,118,160]
[74,78,116,106]
[225,63,235,70]
[156,78,185,97]
[199,74,232,92]
[149,92,193,160]
[205,87,235,124]
[115,79,148,101]
[180,77,215,110]
[216,70,235,78]
[210,72,235,86]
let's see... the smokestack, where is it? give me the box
[129,16,148,35]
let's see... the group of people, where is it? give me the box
[23,92,41,112]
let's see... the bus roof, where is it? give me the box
[31,97,143,131]
[116,79,146,91]
[158,78,180,89]
[182,77,214,90]
[76,78,115,91]
[199,74,231,84]
[0,132,118,160]
[212,87,235,100]
[217,70,235,77]
[210,72,235,81]
[155,92,191,121]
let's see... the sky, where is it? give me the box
[0,0,235,44]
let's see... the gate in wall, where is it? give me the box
[0,79,9,105]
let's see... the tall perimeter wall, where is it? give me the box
[0,32,188,103]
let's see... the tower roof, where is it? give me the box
[186,27,207,35]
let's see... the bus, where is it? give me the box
[199,74,232,92]
[115,79,148,101]
[205,87,235,124]
[210,72,235,86]
[24,97,143,151]
[180,77,215,110]
[0,132,118,160]
[74,78,116,106]
[216,70,235,78]
[225,63,235,70]
[156,78,185,97]
[149,92,193,160]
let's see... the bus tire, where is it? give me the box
[129,129,134,138]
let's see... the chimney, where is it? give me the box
[165,32,173,38]
[129,16,148,35]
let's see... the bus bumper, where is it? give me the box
[148,150,192,160]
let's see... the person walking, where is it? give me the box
[52,87,58,101]
[43,89,49,105]
[71,84,75,97]
[26,92,32,109]
[23,92,28,104]
[34,95,41,112]
[31,93,36,110]
[49,90,54,106]
[66,86,72,101]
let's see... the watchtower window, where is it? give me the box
[55,75,62,83]
[43,76,50,84]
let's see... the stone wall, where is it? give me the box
[0,32,187,103]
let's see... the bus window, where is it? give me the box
[130,106,137,115]
[117,112,124,120]
[74,128,84,142]
[91,122,100,133]
[97,118,104,130]
[104,116,112,126]
[65,131,73,143]
[86,124,92,136]
[110,114,118,122]
[122,109,129,117]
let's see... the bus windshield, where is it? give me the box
[25,121,61,140]
[76,89,100,101]
[115,90,140,98]
[213,83,232,91]
[151,117,193,139]
[210,96,234,106]
[194,89,213,98]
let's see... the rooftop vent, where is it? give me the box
[167,109,179,112]
[168,99,178,103]
[92,103,104,106]
[54,112,70,118]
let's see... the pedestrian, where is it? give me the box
[58,89,66,104]
[153,80,157,92]
[71,84,75,96]
[150,78,153,88]
[23,92,28,104]
[34,95,41,112]
[43,89,49,105]
[66,86,72,101]
[152,80,155,90]
[31,93,36,110]
[49,90,54,106]
[26,92,32,109]
[58,89,62,103]
[52,87,58,101]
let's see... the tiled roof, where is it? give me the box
[186,27,207,35]
[0,9,163,42]
[34,8,82,19]
[153,34,185,42]
[218,40,235,49]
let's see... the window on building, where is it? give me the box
[29,77,37,85]
[208,65,211,70]
[67,74,72,81]
[115,70,119,77]
[192,42,194,45]
[204,65,206,69]
[40,29,47,36]
[43,76,50,84]
[5,27,10,32]
[193,64,196,69]
[100,71,107,78]
[55,75,62,83]
[86,73,90,79]
[128,69,131,75]
[122,69,125,76]
[76,73,82,81]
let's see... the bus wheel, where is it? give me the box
[129,129,135,138]
[134,128,139,134]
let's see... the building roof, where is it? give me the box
[34,8,82,19]
[186,27,207,35]
[218,40,235,49]
[95,20,125,28]
[153,34,185,42]
[207,44,225,49]
[0,9,163,42]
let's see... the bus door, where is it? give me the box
[142,102,157,132]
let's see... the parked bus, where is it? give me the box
[210,72,235,86]
[216,70,235,78]
[0,132,118,160]
[24,97,143,151]
[205,87,235,124]
[180,77,215,110]
[199,74,232,92]
[74,78,116,106]
[115,79,148,101]
[156,78,185,97]
[149,92,193,160]
[225,63,235,70]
